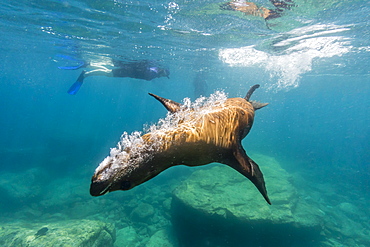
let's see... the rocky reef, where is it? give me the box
[0,153,368,246]
[172,154,325,246]
[170,153,370,246]
[0,219,115,247]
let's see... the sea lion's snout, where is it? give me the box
[90,179,111,196]
[90,153,138,196]
[90,178,133,196]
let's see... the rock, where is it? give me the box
[39,176,88,209]
[114,226,138,247]
[0,219,115,247]
[0,168,46,211]
[130,203,155,222]
[146,229,173,247]
[337,202,358,216]
[173,154,300,223]
[162,198,172,211]
[172,153,323,246]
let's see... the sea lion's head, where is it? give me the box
[90,141,155,196]
[90,155,131,196]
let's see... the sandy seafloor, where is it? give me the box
[0,0,369,246]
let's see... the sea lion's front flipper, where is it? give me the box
[148,93,182,113]
[230,146,271,204]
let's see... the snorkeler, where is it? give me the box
[60,58,170,95]
[220,0,295,20]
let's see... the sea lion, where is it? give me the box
[90,84,271,204]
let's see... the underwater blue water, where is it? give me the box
[0,0,369,246]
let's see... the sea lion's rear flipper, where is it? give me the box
[149,93,182,113]
[244,84,261,101]
[244,84,269,110]
[250,100,269,110]
[230,146,271,204]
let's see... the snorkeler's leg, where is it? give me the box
[67,68,113,95]
[67,70,86,95]
[84,68,114,78]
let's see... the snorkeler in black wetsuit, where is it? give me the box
[62,59,170,95]
[110,60,169,81]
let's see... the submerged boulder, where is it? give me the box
[172,153,323,246]
[114,226,138,247]
[130,202,155,222]
[0,168,46,211]
[146,229,174,247]
[0,219,115,247]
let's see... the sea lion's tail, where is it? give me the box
[244,84,260,101]
[245,84,269,110]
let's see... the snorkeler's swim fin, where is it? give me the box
[59,64,86,70]
[57,54,87,70]
[67,71,86,95]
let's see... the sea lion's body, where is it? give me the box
[90,85,271,204]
